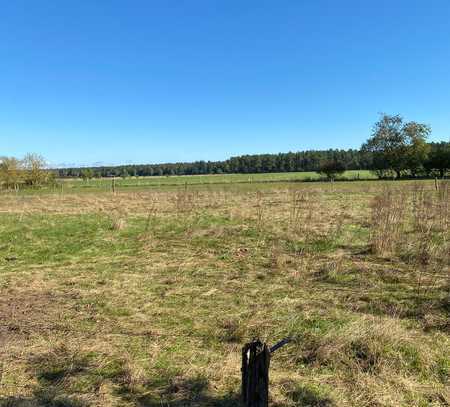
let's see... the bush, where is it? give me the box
[317,160,346,181]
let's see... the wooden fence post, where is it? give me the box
[242,340,270,407]
[241,338,292,407]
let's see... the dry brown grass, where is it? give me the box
[0,180,448,406]
[369,187,407,255]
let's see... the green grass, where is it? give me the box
[42,170,376,194]
[0,214,141,266]
[0,179,448,406]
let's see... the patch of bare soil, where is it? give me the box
[0,289,77,352]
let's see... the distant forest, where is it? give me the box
[57,148,367,178]
[57,141,449,179]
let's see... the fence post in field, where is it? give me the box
[241,338,291,407]
[435,177,438,191]
[242,340,270,407]
[112,177,116,194]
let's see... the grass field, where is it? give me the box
[0,178,449,406]
[54,171,376,194]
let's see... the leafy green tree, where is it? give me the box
[403,122,431,176]
[362,114,431,178]
[22,153,49,186]
[424,142,450,177]
[120,168,129,178]
[81,168,94,180]
[317,160,346,180]
[0,157,23,189]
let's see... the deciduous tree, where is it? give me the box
[362,114,431,178]
[424,142,450,177]
[22,153,48,186]
[0,157,23,189]
[317,160,346,181]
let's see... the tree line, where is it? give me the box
[1,115,449,189]
[58,148,368,179]
[58,114,449,181]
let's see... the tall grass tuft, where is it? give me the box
[289,190,314,236]
[410,183,450,303]
[369,188,406,255]
[370,188,405,255]
[174,188,196,215]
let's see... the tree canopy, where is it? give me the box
[424,142,450,178]
[318,160,346,180]
[361,114,431,178]
[0,154,50,189]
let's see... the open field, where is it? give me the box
[0,179,449,406]
[54,171,376,194]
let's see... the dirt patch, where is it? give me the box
[0,289,77,350]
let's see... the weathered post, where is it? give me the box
[112,177,116,194]
[241,338,291,407]
[242,340,270,407]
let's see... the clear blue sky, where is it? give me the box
[1,0,449,167]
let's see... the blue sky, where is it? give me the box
[1,0,449,167]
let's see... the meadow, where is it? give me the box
[0,177,448,407]
[58,170,376,193]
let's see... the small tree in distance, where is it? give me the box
[0,157,23,189]
[120,168,129,178]
[318,160,346,181]
[81,168,94,181]
[22,153,48,186]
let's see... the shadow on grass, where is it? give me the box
[0,375,336,407]
[310,259,449,333]
[0,347,90,407]
[0,378,240,407]
[274,381,334,407]
[2,344,337,407]
[118,376,241,406]
[0,395,84,407]
[349,288,450,333]
[1,348,240,407]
